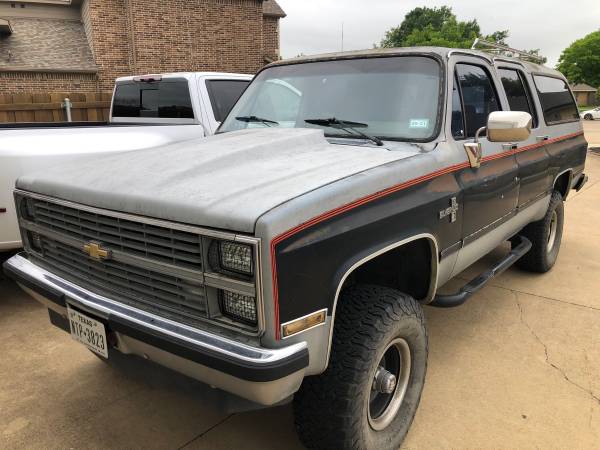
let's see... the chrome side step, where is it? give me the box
[430,235,532,308]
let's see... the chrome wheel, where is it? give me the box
[368,337,411,431]
[547,210,558,253]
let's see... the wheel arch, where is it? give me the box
[554,168,573,200]
[325,233,438,364]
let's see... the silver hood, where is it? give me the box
[17,128,417,233]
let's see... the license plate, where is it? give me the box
[67,306,108,358]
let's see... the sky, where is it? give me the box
[275,0,600,68]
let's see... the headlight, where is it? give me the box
[214,241,254,276]
[218,290,257,325]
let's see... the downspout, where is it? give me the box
[125,0,137,73]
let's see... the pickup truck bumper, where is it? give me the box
[3,253,309,406]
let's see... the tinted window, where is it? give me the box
[533,75,579,125]
[206,80,250,122]
[498,68,538,127]
[456,64,500,138]
[220,56,442,141]
[112,79,194,119]
[451,73,465,139]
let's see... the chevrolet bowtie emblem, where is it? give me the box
[83,242,110,261]
[439,197,459,223]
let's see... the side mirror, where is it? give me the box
[463,111,533,169]
[487,111,532,142]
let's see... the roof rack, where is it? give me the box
[471,38,545,64]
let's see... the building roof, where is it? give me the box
[0,17,96,72]
[571,83,597,92]
[263,0,286,18]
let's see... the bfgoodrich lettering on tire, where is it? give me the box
[293,285,428,450]
[516,190,564,273]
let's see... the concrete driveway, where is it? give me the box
[1,127,599,449]
[585,120,600,148]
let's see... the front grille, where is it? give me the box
[29,198,203,270]
[18,192,262,334]
[33,237,209,325]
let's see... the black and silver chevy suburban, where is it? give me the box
[4,47,588,449]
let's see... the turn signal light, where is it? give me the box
[281,309,327,338]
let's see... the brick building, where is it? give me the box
[0,0,285,94]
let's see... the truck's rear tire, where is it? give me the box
[516,191,564,273]
[293,285,428,450]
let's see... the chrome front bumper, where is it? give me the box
[3,253,309,405]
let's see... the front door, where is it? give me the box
[451,61,520,244]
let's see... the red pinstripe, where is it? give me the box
[269,130,584,339]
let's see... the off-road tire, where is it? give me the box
[516,190,564,273]
[584,114,593,121]
[293,285,428,450]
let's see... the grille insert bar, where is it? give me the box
[36,238,209,324]
[31,199,203,269]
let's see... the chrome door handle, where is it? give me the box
[536,135,549,142]
[502,143,518,151]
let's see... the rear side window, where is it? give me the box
[206,80,250,122]
[455,64,501,138]
[533,75,579,125]
[498,68,538,128]
[112,79,194,119]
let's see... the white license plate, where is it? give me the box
[67,306,108,358]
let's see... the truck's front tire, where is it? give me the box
[516,190,564,273]
[293,285,428,450]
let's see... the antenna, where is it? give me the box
[471,38,545,64]
[341,22,344,52]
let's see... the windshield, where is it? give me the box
[219,56,442,141]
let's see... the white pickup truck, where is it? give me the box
[0,72,252,250]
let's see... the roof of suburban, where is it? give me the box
[263,0,286,18]
[570,83,597,92]
[0,17,96,72]
[268,46,562,77]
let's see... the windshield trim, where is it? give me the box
[218,53,446,143]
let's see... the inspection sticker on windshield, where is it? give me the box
[67,306,108,358]
[409,119,429,129]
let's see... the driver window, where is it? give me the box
[451,73,465,139]
[455,64,500,138]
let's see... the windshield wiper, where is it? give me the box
[236,115,279,127]
[305,117,384,146]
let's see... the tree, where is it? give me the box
[380,6,456,47]
[557,31,600,87]
[523,49,547,65]
[380,6,547,63]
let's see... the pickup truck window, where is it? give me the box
[112,79,194,119]
[455,64,500,138]
[533,75,579,125]
[220,56,442,142]
[498,68,538,128]
[206,80,250,122]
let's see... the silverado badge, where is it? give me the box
[439,197,459,223]
[83,242,110,261]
